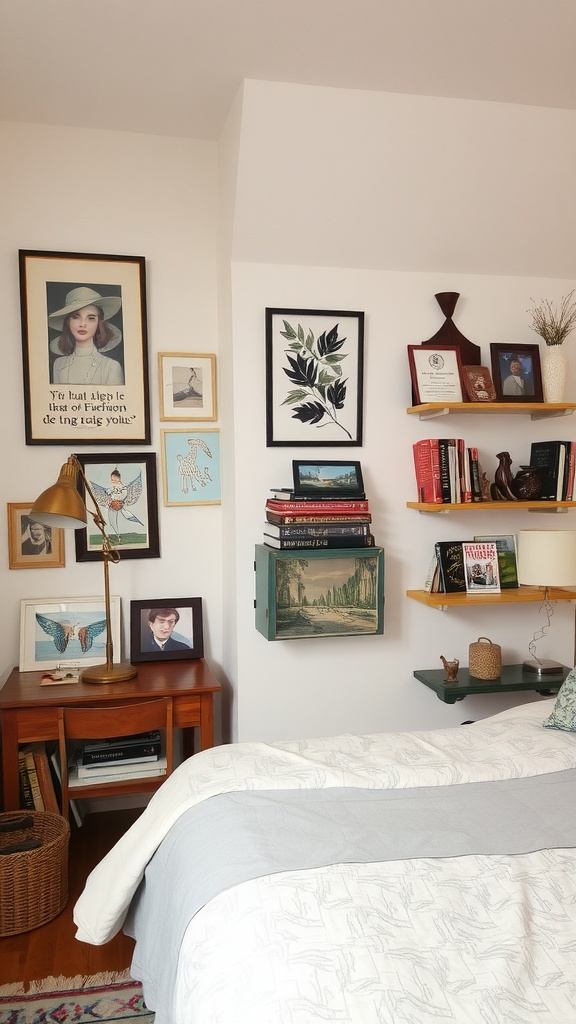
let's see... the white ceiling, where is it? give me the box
[1,0,576,141]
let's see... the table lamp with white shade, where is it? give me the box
[516,529,576,676]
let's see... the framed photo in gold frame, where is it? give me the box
[7,502,65,570]
[158,352,217,421]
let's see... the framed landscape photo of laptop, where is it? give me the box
[292,460,364,497]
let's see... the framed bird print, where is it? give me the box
[19,595,122,671]
[73,452,160,561]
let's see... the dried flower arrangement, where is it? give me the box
[528,290,576,346]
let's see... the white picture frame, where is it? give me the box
[19,595,122,672]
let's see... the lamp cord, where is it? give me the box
[528,590,555,664]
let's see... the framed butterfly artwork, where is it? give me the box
[19,595,121,672]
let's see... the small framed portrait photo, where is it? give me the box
[130,598,203,663]
[8,503,65,570]
[489,344,543,402]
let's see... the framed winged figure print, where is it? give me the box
[73,452,160,561]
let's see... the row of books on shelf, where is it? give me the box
[18,730,167,824]
[425,535,519,594]
[413,437,576,504]
[263,489,376,549]
[18,743,84,827]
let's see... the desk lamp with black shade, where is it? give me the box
[30,455,137,684]
[517,529,576,677]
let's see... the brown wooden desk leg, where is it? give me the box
[2,710,20,811]
[199,693,214,751]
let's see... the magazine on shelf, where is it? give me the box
[462,541,501,593]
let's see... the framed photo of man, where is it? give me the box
[130,598,204,663]
[8,502,65,569]
[19,249,150,444]
[489,344,543,403]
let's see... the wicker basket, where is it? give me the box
[0,811,70,936]
[469,637,502,680]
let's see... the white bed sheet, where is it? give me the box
[74,699,576,947]
[174,847,576,1024]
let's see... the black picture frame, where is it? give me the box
[130,598,204,663]
[74,452,160,561]
[265,308,364,446]
[292,460,364,495]
[489,343,543,403]
[19,249,150,445]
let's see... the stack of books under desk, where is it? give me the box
[69,729,167,787]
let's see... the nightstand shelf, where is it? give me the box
[414,664,568,703]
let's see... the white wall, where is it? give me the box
[3,80,576,750]
[0,122,224,721]
[228,82,576,741]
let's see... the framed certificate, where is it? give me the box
[408,345,464,404]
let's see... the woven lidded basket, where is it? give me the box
[0,811,70,936]
[469,636,502,680]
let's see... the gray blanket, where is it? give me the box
[125,769,576,1019]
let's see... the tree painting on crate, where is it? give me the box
[254,545,384,640]
[265,309,364,446]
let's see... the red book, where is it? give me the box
[266,511,372,525]
[412,439,442,503]
[266,498,369,513]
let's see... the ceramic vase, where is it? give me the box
[541,344,567,403]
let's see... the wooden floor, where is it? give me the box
[0,809,141,986]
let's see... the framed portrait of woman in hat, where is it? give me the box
[19,250,150,445]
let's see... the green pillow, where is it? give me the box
[543,668,576,732]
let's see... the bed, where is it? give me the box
[74,688,576,1024]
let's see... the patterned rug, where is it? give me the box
[0,970,154,1024]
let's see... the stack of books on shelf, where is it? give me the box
[413,437,576,505]
[18,742,60,815]
[530,440,576,501]
[263,460,375,549]
[413,438,483,504]
[68,729,167,787]
[425,535,518,595]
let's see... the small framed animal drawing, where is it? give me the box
[19,595,122,672]
[160,429,221,506]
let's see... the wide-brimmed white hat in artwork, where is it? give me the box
[48,286,123,353]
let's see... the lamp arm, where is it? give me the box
[71,456,120,671]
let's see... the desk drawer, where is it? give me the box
[173,694,201,728]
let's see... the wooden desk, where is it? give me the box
[0,660,221,811]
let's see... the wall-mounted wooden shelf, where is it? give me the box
[407,402,576,421]
[406,586,576,610]
[406,500,574,514]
